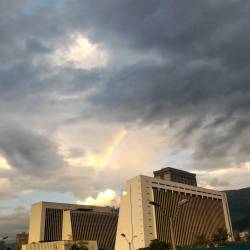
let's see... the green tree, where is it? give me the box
[138,239,170,250]
[69,242,88,250]
[213,227,229,246]
[193,234,210,247]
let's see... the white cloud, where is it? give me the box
[77,189,121,207]
[49,33,109,69]
[197,162,250,190]
[0,155,12,170]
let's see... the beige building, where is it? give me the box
[28,202,118,250]
[22,240,98,250]
[115,168,233,250]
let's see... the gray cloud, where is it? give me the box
[0,207,28,241]
[0,123,66,176]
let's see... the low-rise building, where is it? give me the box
[16,232,29,250]
[22,241,98,250]
[28,202,118,250]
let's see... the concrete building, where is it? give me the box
[115,168,233,250]
[28,202,118,250]
[16,232,29,250]
[22,241,98,250]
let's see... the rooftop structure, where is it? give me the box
[153,167,197,186]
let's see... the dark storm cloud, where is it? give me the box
[82,0,250,118]
[76,0,250,167]
[0,123,66,176]
[0,0,248,180]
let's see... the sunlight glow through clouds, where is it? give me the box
[0,155,12,170]
[50,33,109,69]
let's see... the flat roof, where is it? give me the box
[153,167,196,176]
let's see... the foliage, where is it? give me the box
[213,227,229,246]
[193,234,210,247]
[176,246,192,250]
[138,239,170,250]
[69,242,88,250]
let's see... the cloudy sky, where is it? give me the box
[0,0,250,239]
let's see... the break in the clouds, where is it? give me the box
[0,0,250,240]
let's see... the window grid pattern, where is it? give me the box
[153,188,226,246]
[44,208,63,241]
[71,211,118,250]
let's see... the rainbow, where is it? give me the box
[96,128,127,169]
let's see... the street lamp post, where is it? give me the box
[121,234,131,250]
[149,199,189,250]
[121,233,137,250]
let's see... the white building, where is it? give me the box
[115,170,233,250]
[28,202,118,250]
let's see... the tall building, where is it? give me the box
[154,167,197,186]
[28,202,118,250]
[115,168,233,250]
[16,233,29,250]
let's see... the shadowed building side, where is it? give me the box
[153,188,226,245]
[63,210,118,250]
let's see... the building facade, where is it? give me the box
[16,232,29,250]
[115,170,233,250]
[28,202,118,250]
[22,241,98,250]
[63,210,118,250]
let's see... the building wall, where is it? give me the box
[153,188,226,245]
[114,189,131,250]
[29,203,44,243]
[115,175,234,249]
[115,176,147,250]
[22,241,98,250]
[28,202,114,244]
[69,211,118,250]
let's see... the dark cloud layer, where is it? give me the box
[0,123,66,176]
